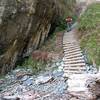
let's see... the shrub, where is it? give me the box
[22,57,46,74]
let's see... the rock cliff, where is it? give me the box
[0,0,64,74]
[0,0,75,74]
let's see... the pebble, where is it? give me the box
[0,79,5,84]
[23,78,33,86]
[86,64,98,74]
[1,58,98,100]
[56,62,61,66]
[21,75,29,81]
[53,70,64,77]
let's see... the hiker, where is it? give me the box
[66,16,73,32]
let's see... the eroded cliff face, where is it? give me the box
[0,0,74,74]
[0,0,63,74]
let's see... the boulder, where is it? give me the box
[35,75,54,84]
[86,74,100,99]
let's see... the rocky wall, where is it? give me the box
[0,0,62,74]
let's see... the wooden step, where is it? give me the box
[64,53,83,58]
[64,67,86,71]
[63,60,85,64]
[63,42,79,45]
[63,43,79,46]
[64,70,82,74]
[64,48,81,53]
[63,45,80,49]
[63,41,78,43]
[64,52,82,56]
[64,50,82,54]
[63,47,81,51]
[63,56,84,61]
[63,42,78,44]
[64,49,81,53]
[63,42,76,44]
[64,63,86,67]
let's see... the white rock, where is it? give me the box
[3,96,20,100]
[35,75,53,84]
[21,75,29,81]
[58,66,63,72]
[56,62,60,66]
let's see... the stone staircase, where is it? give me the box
[62,30,89,94]
[63,30,86,75]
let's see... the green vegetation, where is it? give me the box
[55,0,77,32]
[55,17,67,32]
[22,57,46,74]
[79,3,100,32]
[79,3,100,66]
[55,16,77,32]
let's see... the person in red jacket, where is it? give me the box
[66,16,73,32]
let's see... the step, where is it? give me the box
[63,41,77,43]
[64,50,82,54]
[64,52,82,57]
[63,46,80,49]
[64,63,86,67]
[64,54,83,58]
[65,53,83,57]
[63,47,81,51]
[63,43,79,46]
[64,67,86,70]
[63,35,77,37]
[64,60,85,64]
[64,69,85,72]
[64,70,82,74]
[63,39,76,40]
[63,57,84,61]
[64,68,85,71]
[64,69,84,72]
[63,41,78,43]
[63,42,77,44]
[64,57,84,61]
[64,48,81,53]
